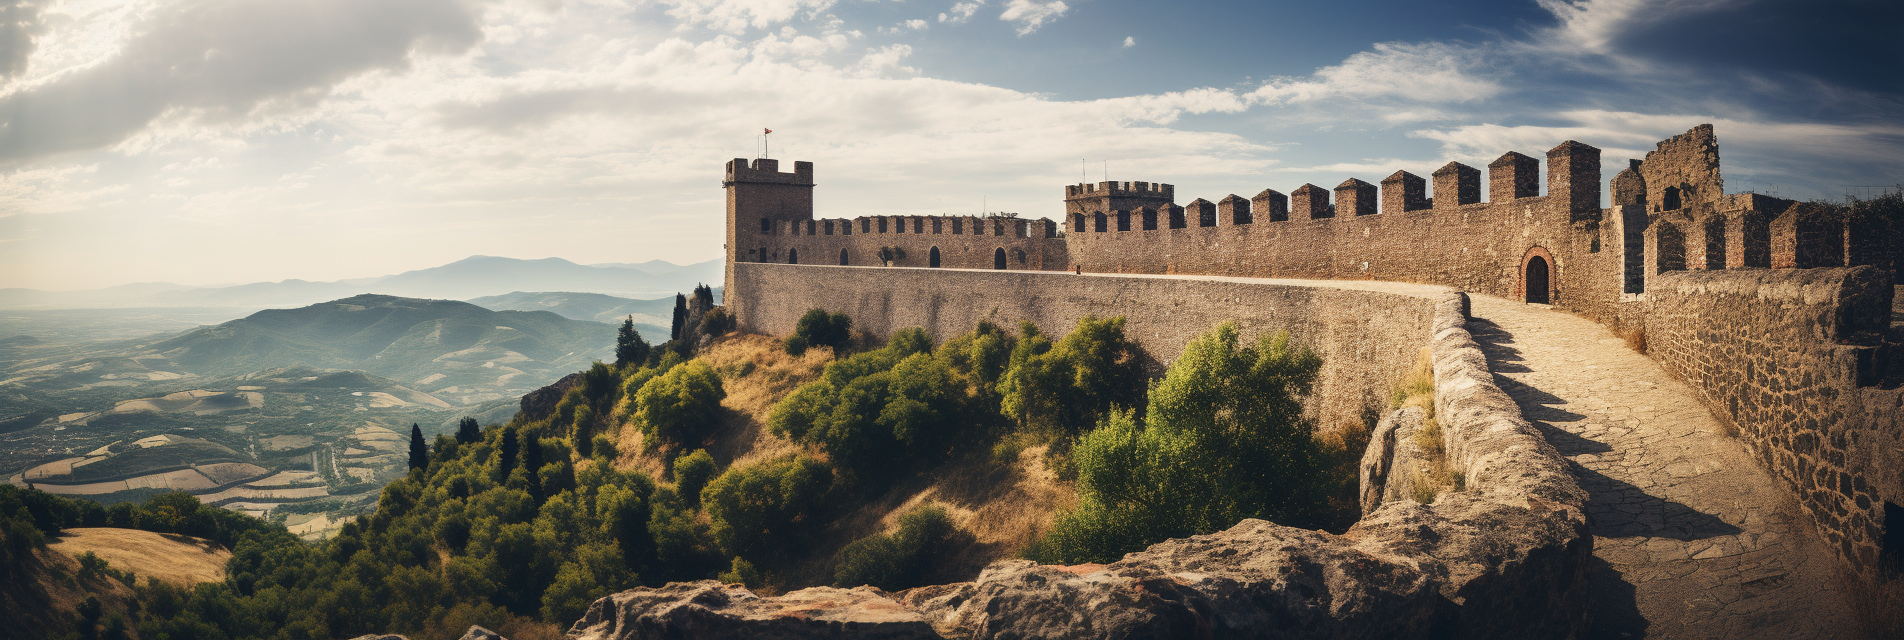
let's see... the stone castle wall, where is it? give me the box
[722,125,1904,582]
[729,262,1444,428]
[1639,267,1904,571]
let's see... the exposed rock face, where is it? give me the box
[520,372,583,421]
[459,625,508,640]
[568,293,1593,639]
[568,581,939,640]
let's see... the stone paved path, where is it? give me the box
[1468,295,1857,640]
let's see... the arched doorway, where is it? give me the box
[1525,256,1549,303]
[759,247,768,263]
[993,248,1007,270]
[1520,246,1555,304]
[787,248,798,265]
[929,247,942,268]
[839,248,849,265]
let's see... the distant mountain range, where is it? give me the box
[0,256,724,310]
[2,294,617,409]
[466,290,704,332]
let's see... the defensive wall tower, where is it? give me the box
[723,158,814,302]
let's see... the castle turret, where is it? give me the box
[1489,152,1540,203]
[1065,181,1174,233]
[1432,162,1481,207]
[1253,189,1289,222]
[1380,171,1426,216]
[1292,184,1332,219]
[724,158,815,297]
[1547,140,1602,220]
[1335,178,1377,217]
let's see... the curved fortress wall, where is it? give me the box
[723,125,1903,580]
[730,263,1443,428]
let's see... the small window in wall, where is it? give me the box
[788,248,799,264]
[806,220,816,235]
[895,217,905,233]
[860,218,870,233]
[1016,249,1027,264]
[839,248,849,265]
[824,220,834,235]
[953,218,964,234]
[878,217,888,233]
[933,218,943,234]
[759,247,769,263]
[1094,212,1107,232]
[994,221,1004,236]
[1016,221,1027,238]
[1074,214,1086,232]
[1657,222,1686,273]
[914,218,924,233]
[1045,222,1057,238]
[1663,186,1682,211]
[1143,209,1158,230]
[760,218,772,234]
[1883,501,1903,575]
[929,246,942,268]
[1117,211,1130,231]
[993,248,1007,270]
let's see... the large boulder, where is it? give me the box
[567,581,939,640]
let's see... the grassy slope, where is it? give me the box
[0,544,140,640]
[47,528,231,588]
[606,334,1076,590]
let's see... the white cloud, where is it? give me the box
[999,0,1065,35]
[1533,0,1740,55]
[658,0,838,33]
[1122,36,1134,48]
[1250,42,1500,105]
[938,1,982,25]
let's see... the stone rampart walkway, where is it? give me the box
[1468,295,1855,639]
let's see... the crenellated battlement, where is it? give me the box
[1066,181,1173,199]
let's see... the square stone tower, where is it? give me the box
[724,158,814,300]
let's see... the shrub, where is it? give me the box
[833,504,956,590]
[702,456,834,563]
[717,556,761,588]
[633,361,727,451]
[1027,324,1326,564]
[786,309,852,355]
[673,449,717,509]
[999,316,1144,441]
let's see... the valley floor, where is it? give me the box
[1469,295,1857,639]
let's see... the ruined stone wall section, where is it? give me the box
[1640,267,1902,573]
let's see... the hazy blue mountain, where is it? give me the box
[465,291,704,339]
[0,256,724,311]
[146,294,613,389]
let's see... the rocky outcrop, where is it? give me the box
[520,372,583,421]
[459,626,508,640]
[568,581,938,639]
[569,292,1592,639]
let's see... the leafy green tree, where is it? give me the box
[1000,316,1144,440]
[409,423,429,471]
[833,503,956,590]
[497,427,520,484]
[672,449,717,509]
[1027,324,1324,564]
[541,542,631,623]
[457,417,482,444]
[701,456,834,563]
[717,556,761,587]
[616,316,652,368]
[786,309,852,355]
[633,361,726,451]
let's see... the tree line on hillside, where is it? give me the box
[0,301,1373,639]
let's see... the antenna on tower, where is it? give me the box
[1081,159,1087,184]
[1104,160,1109,184]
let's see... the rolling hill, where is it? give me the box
[465,290,709,335]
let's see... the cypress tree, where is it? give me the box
[524,433,545,505]
[498,426,519,482]
[616,316,650,367]
[456,417,481,444]
[407,424,428,471]
[670,293,688,342]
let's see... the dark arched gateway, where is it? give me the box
[929,246,942,268]
[839,248,849,265]
[787,248,798,265]
[1525,255,1550,304]
[993,248,1007,270]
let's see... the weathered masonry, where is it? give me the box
[721,125,1903,583]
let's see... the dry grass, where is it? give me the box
[1390,347,1455,503]
[49,527,229,587]
[612,333,832,479]
[0,542,140,640]
[778,444,1077,589]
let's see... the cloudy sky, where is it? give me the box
[1,0,1899,290]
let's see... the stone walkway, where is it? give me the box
[1468,295,1857,640]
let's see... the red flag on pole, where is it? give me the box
[764,128,772,134]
